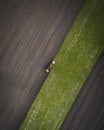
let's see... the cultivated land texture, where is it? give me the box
[0,0,86,130]
[61,51,104,130]
[20,0,104,130]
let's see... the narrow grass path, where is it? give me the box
[20,0,104,129]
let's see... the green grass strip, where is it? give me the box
[20,0,104,129]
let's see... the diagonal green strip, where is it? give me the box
[20,0,104,129]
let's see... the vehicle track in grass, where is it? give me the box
[61,50,104,130]
[20,0,104,129]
